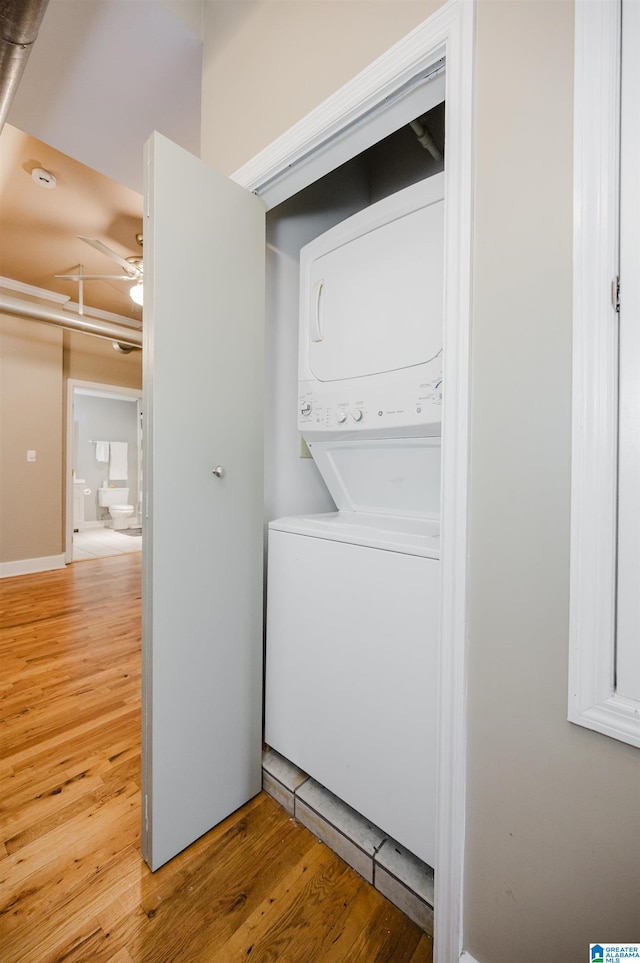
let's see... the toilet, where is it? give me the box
[97,487,135,530]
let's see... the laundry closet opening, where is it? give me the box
[261,91,445,921]
[264,97,445,524]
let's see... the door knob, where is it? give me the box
[212,466,225,478]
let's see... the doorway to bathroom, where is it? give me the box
[65,380,143,563]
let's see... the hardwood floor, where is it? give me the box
[0,554,433,962]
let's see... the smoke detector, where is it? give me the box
[32,168,56,189]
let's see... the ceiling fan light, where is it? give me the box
[130,282,144,306]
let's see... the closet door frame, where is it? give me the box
[232,3,475,961]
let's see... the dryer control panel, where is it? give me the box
[297,173,445,440]
[298,361,442,437]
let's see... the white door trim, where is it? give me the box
[232,2,475,959]
[568,0,640,748]
[65,379,143,563]
[616,0,640,703]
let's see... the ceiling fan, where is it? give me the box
[56,234,144,306]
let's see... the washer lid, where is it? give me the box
[306,436,440,518]
[269,511,440,558]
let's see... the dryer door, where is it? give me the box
[301,175,444,383]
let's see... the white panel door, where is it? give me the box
[142,132,265,871]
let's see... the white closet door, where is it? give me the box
[617,1,640,703]
[142,132,265,871]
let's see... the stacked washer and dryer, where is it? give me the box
[265,172,444,869]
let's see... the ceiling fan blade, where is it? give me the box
[56,273,138,282]
[77,236,141,276]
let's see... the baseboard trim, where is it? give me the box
[0,554,66,578]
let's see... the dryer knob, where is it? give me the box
[351,409,363,422]
[337,411,347,424]
[300,401,312,416]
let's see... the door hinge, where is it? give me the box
[612,275,620,313]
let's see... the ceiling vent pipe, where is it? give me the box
[0,293,142,349]
[0,0,51,133]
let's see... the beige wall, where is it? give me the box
[200,1,640,960]
[65,330,143,388]
[466,1,640,959]
[0,314,141,565]
[201,0,436,174]
[0,316,64,563]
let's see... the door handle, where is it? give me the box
[212,466,225,478]
[310,279,324,342]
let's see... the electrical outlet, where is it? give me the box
[300,438,312,459]
[27,450,36,462]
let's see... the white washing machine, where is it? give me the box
[265,174,444,868]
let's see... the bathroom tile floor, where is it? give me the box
[73,525,142,561]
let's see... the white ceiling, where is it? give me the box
[8,0,203,194]
[0,0,203,320]
[0,123,146,318]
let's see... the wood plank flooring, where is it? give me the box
[0,553,433,962]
